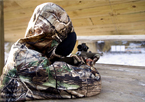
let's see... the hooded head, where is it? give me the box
[19,3,76,57]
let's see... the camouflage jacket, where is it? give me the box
[0,3,101,102]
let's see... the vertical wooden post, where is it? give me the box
[0,0,4,75]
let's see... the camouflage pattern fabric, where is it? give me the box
[0,3,101,102]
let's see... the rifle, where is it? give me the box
[76,43,103,59]
[58,43,103,66]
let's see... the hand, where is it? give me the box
[71,54,86,66]
[71,53,100,67]
[92,54,100,65]
[86,55,100,67]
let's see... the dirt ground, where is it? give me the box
[27,64,145,102]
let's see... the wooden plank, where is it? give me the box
[4,0,145,20]
[4,11,145,28]
[4,0,112,20]
[3,0,22,12]
[4,17,30,27]
[109,0,142,4]
[4,7,34,20]
[75,24,116,33]
[74,21,145,34]
[0,0,4,75]
[91,12,145,25]
[4,25,27,32]
[3,0,110,12]
[4,31,25,42]
[115,12,145,23]
[62,0,145,19]
[59,0,109,11]
[66,5,111,19]
[111,0,145,15]
[90,15,114,25]
[117,21,145,30]
[4,0,142,12]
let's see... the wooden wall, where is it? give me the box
[4,0,145,42]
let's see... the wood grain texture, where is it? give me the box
[3,0,145,42]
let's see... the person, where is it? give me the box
[0,3,101,101]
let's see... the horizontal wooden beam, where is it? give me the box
[77,35,145,41]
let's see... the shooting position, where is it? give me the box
[0,3,101,101]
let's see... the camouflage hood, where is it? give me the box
[0,3,101,102]
[19,2,73,55]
